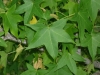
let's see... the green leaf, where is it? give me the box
[0,0,5,9]
[82,33,100,60]
[0,37,7,47]
[2,4,22,37]
[42,52,53,65]
[21,63,48,75]
[63,1,76,15]
[26,18,67,31]
[57,51,77,74]
[9,0,19,6]
[26,63,35,70]
[25,27,35,44]
[37,69,48,75]
[55,66,73,75]
[26,19,74,58]
[88,0,100,22]
[45,66,57,75]
[87,63,94,74]
[42,10,51,20]
[26,23,46,31]
[71,11,92,43]
[21,70,37,75]
[21,63,36,75]
[51,18,67,29]
[0,27,4,36]
[64,24,78,39]
[0,51,8,67]
[41,0,57,12]
[77,67,87,75]
[72,53,84,62]
[5,41,14,53]
[46,66,73,75]
[79,0,100,22]
[15,0,43,24]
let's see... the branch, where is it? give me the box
[0,27,26,44]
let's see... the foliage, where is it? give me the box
[0,0,100,75]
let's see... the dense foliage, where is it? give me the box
[0,0,100,75]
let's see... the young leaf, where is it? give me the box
[15,0,43,24]
[26,19,74,58]
[2,4,22,37]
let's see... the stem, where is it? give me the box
[94,26,100,28]
[7,51,16,55]
[56,11,75,18]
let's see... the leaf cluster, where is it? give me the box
[0,0,100,75]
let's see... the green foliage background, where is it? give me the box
[0,0,100,75]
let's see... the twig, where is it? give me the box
[0,27,26,44]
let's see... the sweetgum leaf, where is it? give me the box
[57,51,77,74]
[88,0,100,22]
[26,19,74,58]
[26,23,46,31]
[82,33,100,60]
[2,4,22,37]
[71,11,92,43]
[15,0,43,24]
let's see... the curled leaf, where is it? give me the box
[29,16,37,24]
[33,58,44,70]
[13,44,24,61]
